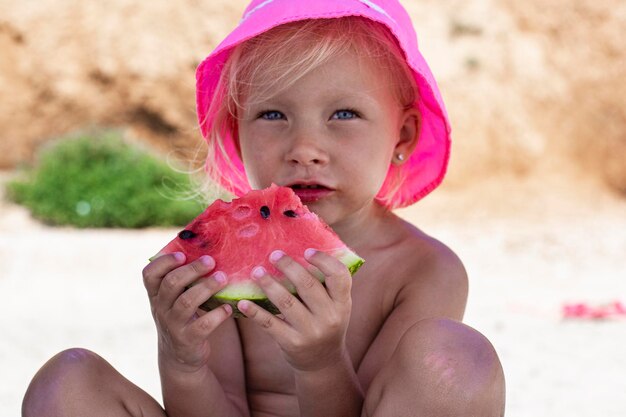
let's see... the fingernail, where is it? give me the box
[223,304,232,315]
[252,266,266,280]
[238,300,250,312]
[304,248,317,260]
[213,271,227,284]
[174,252,185,262]
[199,255,214,267]
[269,250,285,263]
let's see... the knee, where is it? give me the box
[403,318,505,414]
[366,318,505,417]
[409,319,503,384]
[22,348,108,416]
[32,347,108,382]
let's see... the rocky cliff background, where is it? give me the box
[1,0,624,194]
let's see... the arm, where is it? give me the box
[160,317,249,417]
[292,348,363,417]
[160,361,234,417]
[357,245,468,390]
[143,254,249,417]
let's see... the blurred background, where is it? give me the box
[1,0,625,416]
[1,0,625,191]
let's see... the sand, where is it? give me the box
[1,173,625,416]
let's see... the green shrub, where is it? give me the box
[6,130,207,228]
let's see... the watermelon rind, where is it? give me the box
[341,251,365,276]
[199,247,364,317]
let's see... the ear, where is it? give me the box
[393,107,421,165]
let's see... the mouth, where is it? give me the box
[286,183,334,203]
[286,180,335,190]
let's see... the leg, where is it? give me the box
[363,318,505,417]
[22,348,166,417]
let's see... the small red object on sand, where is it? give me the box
[562,301,626,320]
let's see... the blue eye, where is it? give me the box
[259,111,284,120]
[332,109,359,120]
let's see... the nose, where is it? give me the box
[284,126,329,166]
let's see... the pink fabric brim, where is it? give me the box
[196,0,451,209]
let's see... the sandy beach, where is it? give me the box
[1,173,625,416]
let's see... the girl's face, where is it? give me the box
[237,50,417,227]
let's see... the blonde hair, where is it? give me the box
[202,16,419,202]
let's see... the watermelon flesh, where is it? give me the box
[151,184,364,316]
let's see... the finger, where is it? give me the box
[253,265,311,325]
[142,252,186,298]
[157,255,216,309]
[237,297,292,338]
[169,271,228,323]
[186,303,233,339]
[269,250,329,312]
[304,249,352,303]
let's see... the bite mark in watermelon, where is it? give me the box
[151,184,364,317]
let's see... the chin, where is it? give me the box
[304,201,336,224]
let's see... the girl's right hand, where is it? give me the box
[142,253,232,374]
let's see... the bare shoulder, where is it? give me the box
[351,216,469,388]
[392,219,469,321]
[352,213,468,322]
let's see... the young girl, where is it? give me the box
[23,1,505,416]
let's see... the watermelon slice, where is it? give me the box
[151,184,364,316]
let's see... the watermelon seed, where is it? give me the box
[283,210,297,218]
[260,205,270,219]
[178,229,196,240]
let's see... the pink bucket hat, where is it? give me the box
[196,0,451,209]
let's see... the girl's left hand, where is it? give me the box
[237,249,353,373]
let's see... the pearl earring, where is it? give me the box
[396,153,405,162]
